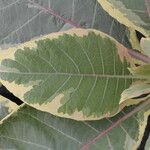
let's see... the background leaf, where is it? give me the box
[0,0,133,48]
[0,104,149,150]
[98,0,150,37]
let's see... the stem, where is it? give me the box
[27,0,81,28]
[80,99,150,150]
[128,49,150,63]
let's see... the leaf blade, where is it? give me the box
[0,29,146,120]
[98,0,150,37]
[0,104,149,150]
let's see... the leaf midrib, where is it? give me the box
[0,70,148,79]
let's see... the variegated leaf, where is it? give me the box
[0,29,147,120]
[98,0,150,37]
[0,104,149,150]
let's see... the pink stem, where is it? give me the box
[80,99,150,150]
[27,0,81,28]
[128,49,150,63]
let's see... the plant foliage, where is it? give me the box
[0,0,149,149]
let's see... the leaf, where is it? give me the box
[0,104,149,150]
[140,38,150,57]
[120,82,150,103]
[0,28,147,120]
[129,29,141,51]
[98,0,150,37]
[0,95,18,120]
[130,64,150,78]
[0,0,133,49]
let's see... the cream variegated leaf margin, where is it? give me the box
[0,104,149,150]
[0,28,148,121]
[121,82,150,103]
[140,38,150,57]
[98,0,150,37]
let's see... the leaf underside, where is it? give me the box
[0,104,149,150]
[0,0,132,48]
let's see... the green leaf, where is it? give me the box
[0,0,132,49]
[0,104,149,150]
[98,0,150,37]
[140,38,150,57]
[0,29,147,120]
